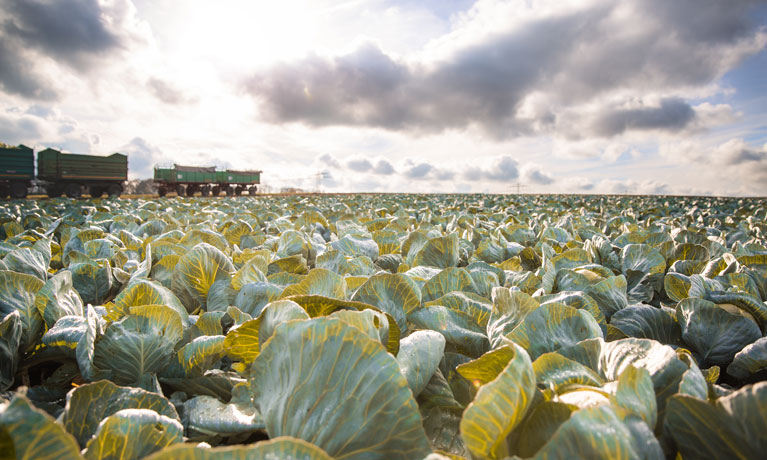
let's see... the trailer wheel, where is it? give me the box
[9,182,27,199]
[65,183,82,199]
[249,186,258,196]
[0,185,9,199]
[90,186,104,198]
[46,186,63,198]
[225,186,234,197]
[211,186,221,196]
[200,185,209,197]
[234,186,243,196]
[186,186,196,197]
[107,184,123,197]
[176,185,186,197]
[158,187,167,197]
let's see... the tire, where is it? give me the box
[201,186,210,197]
[211,186,221,196]
[176,185,186,197]
[157,187,167,197]
[90,186,104,198]
[225,186,234,197]
[46,186,63,198]
[234,186,243,196]
[186,186,196,197]
[65,183,82,199]
[10,182,27,199]
[0,185,9,199]
[107,184,123,197]
[249,186,258,196]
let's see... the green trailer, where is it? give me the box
[0,144,34,198]
[216,169,261,196]
[154,165,217,197]
[154,165,261,197]
[37,148,127,198]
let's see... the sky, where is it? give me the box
[0,0,765,196]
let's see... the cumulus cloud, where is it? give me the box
[463,155,519,182]
[243,0,765,138]
[317,153,341,169]
[0,104,99,152]
[659,138,767,194]
[404,162,434,179]
[120,137,164,179]
[590,98,696,137]
[520,163,554,185]
[346,157,374,172]
[372,159,395,175]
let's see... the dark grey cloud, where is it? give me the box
[591,98,696,137]
[404,162,433,179]
[347,157,373,172]
[373,159,395,175]
[0,38,57,100]
[0,0,143,101]
[148,78,195,105]
[317,153,341,168]
[243,0,764,138]
[722,146,767,165]
[522,165,555,185]
[2,0,122,68]
[462,155,519,182]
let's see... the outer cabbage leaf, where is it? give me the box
[279,268,347,299]
[0,311,22,391]
[34,271,83,331]
[408,305,489,358]
[143,437,333,460]
[172,243,234,313]
[178,395,264,438]
[727,336,767,380]
[412,233,460,269]
[459,343,535,460]
[351,273,421,332]
[0,270,44,350]
[69,259,112,305]
[93,306,183,385]
[505,303,603,361]
[396,330,446,398]
[610,304,682,347]
[249,318,431,460]
[487,288,539,349]
[421,267,475,303]
[83,408,183,460]
[665,382,767,460]
[63,379,179,448]
[0,394,82,460]
[676,297,761,367]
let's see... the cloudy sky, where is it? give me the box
[1,0,765,195]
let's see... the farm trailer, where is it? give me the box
[37,148,128,198]
[0,144,35,198]
[154,165,261,197]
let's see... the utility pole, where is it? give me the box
[511,182,528,194]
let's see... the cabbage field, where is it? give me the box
[1,194,766,460]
